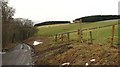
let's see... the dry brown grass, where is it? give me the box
[25,36,119,65]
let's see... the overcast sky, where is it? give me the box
[9,0,120,22]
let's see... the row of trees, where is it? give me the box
[34,21,70,26]
[73,15,120,22]
[1,1,37,48]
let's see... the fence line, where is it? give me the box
[56,24,117,35]
[54,24,117,45]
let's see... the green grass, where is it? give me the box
[36,20,117,36]
[35,20,118,45]
[70,25,118,44]
[118,20,120,44]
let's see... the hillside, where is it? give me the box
[25,20,119,65]
[36,20,118,36]
[16,15,119,66]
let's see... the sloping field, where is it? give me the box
[24,20,119,65]
[36,20,118,36]
[25,37,119,65]
[36,20,118,45]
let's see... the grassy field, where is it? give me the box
[70,25,118,44]
[36,20,118,36]
[25,20,119,65]
[36,20,118,45]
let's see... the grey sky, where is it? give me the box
[9,0,120,22]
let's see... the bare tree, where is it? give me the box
[2,1,37,48]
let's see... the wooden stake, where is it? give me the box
[89,31,93,44]
[111,25,115,45]
[78,29,80,42]
[81,30,83,43]
[67,32,70,42]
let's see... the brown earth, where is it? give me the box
[24,36,119,65]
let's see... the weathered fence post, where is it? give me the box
[81,30,83,43]
[67,32,70,42]
[78,29,80,42]
[89,31,93,44]
[111,25,115,45]
[55,34,58,42]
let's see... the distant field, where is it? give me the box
[37,24,69,28]
[36,20,118,36]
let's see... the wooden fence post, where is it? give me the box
[67,32,70,42]
[55,34,57,42]
[111,25,115,45]
[81,30,83,43]
[78,29,80,42]
[89,31,93,44]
